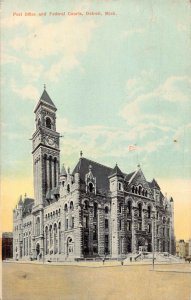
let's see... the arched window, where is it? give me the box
[84,200,89,210]
[94,202,98,218]
[127,201,132,214]
[105,206,109,214]
[138,186,142,195]
[118,182,122,191]
[131,186,135,193]
[64,203,68,212]
[145,190,148,197]
[148,206,151,219]
[142,189,145,196]
[70,201,74,210]
[138,203,142,218]
[46,117,51,129]
[135,187,138,194]
[89,182,93,192]
[67,184,70,193]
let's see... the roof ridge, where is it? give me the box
[82,157,113,170]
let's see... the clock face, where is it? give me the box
[46,136,55,146]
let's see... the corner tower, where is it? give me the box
[32,87,60,207]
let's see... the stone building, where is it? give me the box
[13,88,175,261]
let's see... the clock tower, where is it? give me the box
[32,87,60,207]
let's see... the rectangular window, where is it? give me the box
[157,225,159,234]
[65,219,68,230]
[138,222,142,231]
[93,224,97,240]
[105,235,109,253]
[163,227,165,236]
[119,219,122,231]
[72,217,74,229]
[105,219,109,229]
[148,223,151,233]
[119,203,122,213]
[83,216,88,229]
[127,221,131,231]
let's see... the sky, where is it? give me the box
[1,0,191,240]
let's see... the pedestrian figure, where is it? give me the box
[102,258,105,265]
[121,260,124,266]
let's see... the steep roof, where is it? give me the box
[34,89,57,112]
[40,90,56,108]
[149,179,160,189]
[60,164,67,176]
[72,157,136,193]
[22,198,34,217]
[72,158,113,192]
[109,164,124,178]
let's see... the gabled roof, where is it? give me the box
[34,89,57,112]
[124,171,136,182]
[72,157,138,193]
[109,164,124,178]
[149,179,160,189]
[72,157,113,192]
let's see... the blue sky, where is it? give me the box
[1,0,191,236]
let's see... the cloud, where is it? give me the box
[1,53,19,65]
[21,63,44,82]
[121,75,191,127]
[9,17,97,80]
[122,28,145,38]
[11,81,39,101]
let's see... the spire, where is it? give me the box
[18,195,23,206]
[60,164,67,176]
[40,89,56,108]
[109,163,124,178]
[34,88,57,113]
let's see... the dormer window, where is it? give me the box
[46,117,51,129]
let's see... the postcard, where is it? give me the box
[1,0,191,299]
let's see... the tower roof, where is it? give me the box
[34,88,57,113]
[60,164,67,176]
[109,164,124,178]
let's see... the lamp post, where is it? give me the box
[152,216,155,270]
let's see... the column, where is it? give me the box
[52,159,54,189]
[49,158,52,190]
[46,157,49,192]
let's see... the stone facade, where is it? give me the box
[13,89,175,261]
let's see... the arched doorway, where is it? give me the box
[137,237,145,252]
[67,237,73,256]
[36,243,40,258]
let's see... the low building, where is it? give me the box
[2,232,13,260]
[176,240,189,258]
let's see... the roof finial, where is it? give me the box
[44,84,46,90]
[80,150,83,158]
[24,192,27,198]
